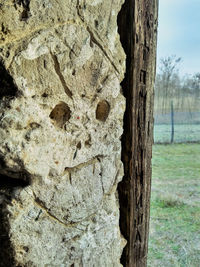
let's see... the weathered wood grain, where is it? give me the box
[118,0,158,266]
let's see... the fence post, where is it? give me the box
[171,100,174,143]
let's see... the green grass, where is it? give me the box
[154,124,200,143]
[148,144,200,267]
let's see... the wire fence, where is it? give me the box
[154,112,200,143]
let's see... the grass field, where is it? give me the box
[148,144,200,267]
[154,124,200,143]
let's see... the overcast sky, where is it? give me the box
[157,0,200,76]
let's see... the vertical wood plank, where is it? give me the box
[118,0,158,266]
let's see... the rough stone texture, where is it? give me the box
[0,0,126,266]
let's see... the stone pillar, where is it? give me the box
[0,1,126,266]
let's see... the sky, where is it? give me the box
[157,0,200,77]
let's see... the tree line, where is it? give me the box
[154,55,200,117]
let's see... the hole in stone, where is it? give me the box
[0,62,18,100]
[95,20,99,28]
[49,102,71,128]
[1,23,8,35]
[34,210,42,222]
[96,100,110,122]
[20,10,29,21]
[23,246,29,253]
[43,60,47,69]
[72,69,76,76]
[73,150,78,160]
[6,51,10,58]
[76,142,81,150]
[85,135,91,147]
[16,0,31,21]
[41,92,48,98]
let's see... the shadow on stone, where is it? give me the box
[0,173,30,188]
[0,62,18,100]
[0,204,16,267]
[0,60,24,264]
[0,174,30,266]
[0,62,19,266]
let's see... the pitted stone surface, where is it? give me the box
[0,0,126,266]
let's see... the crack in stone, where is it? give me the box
[33,194,77,228]
[30,190,101,229]
[96,157,105,195]
[76,0,120,75]
[86,26,120,75]
[50,51,73,99]
[76,0,84,22]
[64,155,105,173]
[54,30,78,57]
[100,172,105,195]
[34,197,100,233]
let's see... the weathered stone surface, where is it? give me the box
[0,0,126,266]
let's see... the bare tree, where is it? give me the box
[156,55,181,114]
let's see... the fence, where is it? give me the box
[154,111,200,143]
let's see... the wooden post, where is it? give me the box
[171,100,174,143]
[118,0,158,266]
